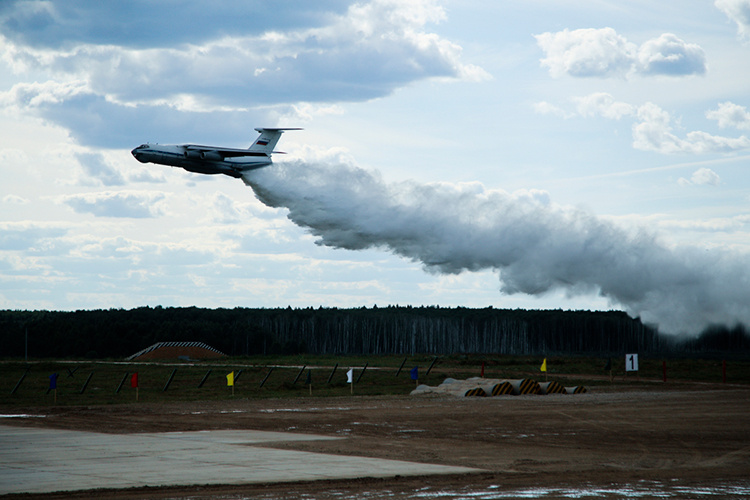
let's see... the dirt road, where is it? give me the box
[4,382,750,499]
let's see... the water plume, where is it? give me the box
[244,159,750,335]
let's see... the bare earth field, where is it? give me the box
[3,382,750,499]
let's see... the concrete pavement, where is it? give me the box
[0,424,480,495]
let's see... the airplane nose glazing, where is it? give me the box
[131,148,144,162]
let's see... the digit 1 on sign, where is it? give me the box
[625,353,639,372]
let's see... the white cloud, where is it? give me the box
[0,80,89,109]
[535,28,706,78]
[534,92,750,154]
[684,130,750,152]
[127,168,167,184]
[673,218,737,230]
[690,167,721,185]
[715,0,750,38]
[0,0,487,150]
[0,147,28,165]
[536,94,750,154]
[0,1,351,49]
[678,167,721,186]
[533,101,575,118]
[538,95,750,154]
[277,103,346,124]
[3,194,29,204]
[0,223,68,251]
[59,191,167,218]
[707,101,750,129]
[74,152,126,186]
[0,86,261,148]
[633,102,750,154]
[2,0,485,109]
[206,192,247,224]
[573,92,635,119]
[637,33,706,76]
[535,28,636,78]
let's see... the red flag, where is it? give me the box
[131,372,139,388]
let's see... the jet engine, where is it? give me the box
[183,149,222,161]
[199,151,223,161]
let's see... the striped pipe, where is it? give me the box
[503,379,541,395]
[464,387,487,397]
[538,381,566,395]
[565,386,587,394]
[490,381,514,396]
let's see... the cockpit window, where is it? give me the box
[138,144,149,149]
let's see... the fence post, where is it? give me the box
[293,365,307,385]
[356,363,368,383]
[260,367,274,388]
[116,372,129,393]
[197,369,212,388]
[396,357,407,377]
[327,363,338,384]
[79,372,94,394]
[11,369,29,395]
[425,357,438,376]
[163,368,177,391]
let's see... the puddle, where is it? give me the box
[218,480,750,499]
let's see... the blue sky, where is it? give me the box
[1,0,749,335]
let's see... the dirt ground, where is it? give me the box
[4,382,750,499]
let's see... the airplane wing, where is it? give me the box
[183,145,270,158]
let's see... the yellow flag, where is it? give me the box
[226,371,234,387]
[540,359,547,372]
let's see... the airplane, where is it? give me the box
[131,128,301,178]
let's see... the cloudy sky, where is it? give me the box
[2,0,750,335]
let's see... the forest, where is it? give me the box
[0,306,748,359]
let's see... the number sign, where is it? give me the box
[625,353,639,372]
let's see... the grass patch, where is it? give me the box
[1,355,748,407]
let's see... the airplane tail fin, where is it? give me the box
[249,128,302,154]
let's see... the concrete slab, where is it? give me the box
[0,425,480,494]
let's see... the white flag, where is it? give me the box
[346,368,353,383]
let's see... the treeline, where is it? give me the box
[0,306,748,359]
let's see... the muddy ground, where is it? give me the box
[3,382,750,499]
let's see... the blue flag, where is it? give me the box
[410,366,419,380]
[49,373,58,390]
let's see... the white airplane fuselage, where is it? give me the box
[131,144,270,178]
[131,128,299,178]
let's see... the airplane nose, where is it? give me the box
[131,148,145,163]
